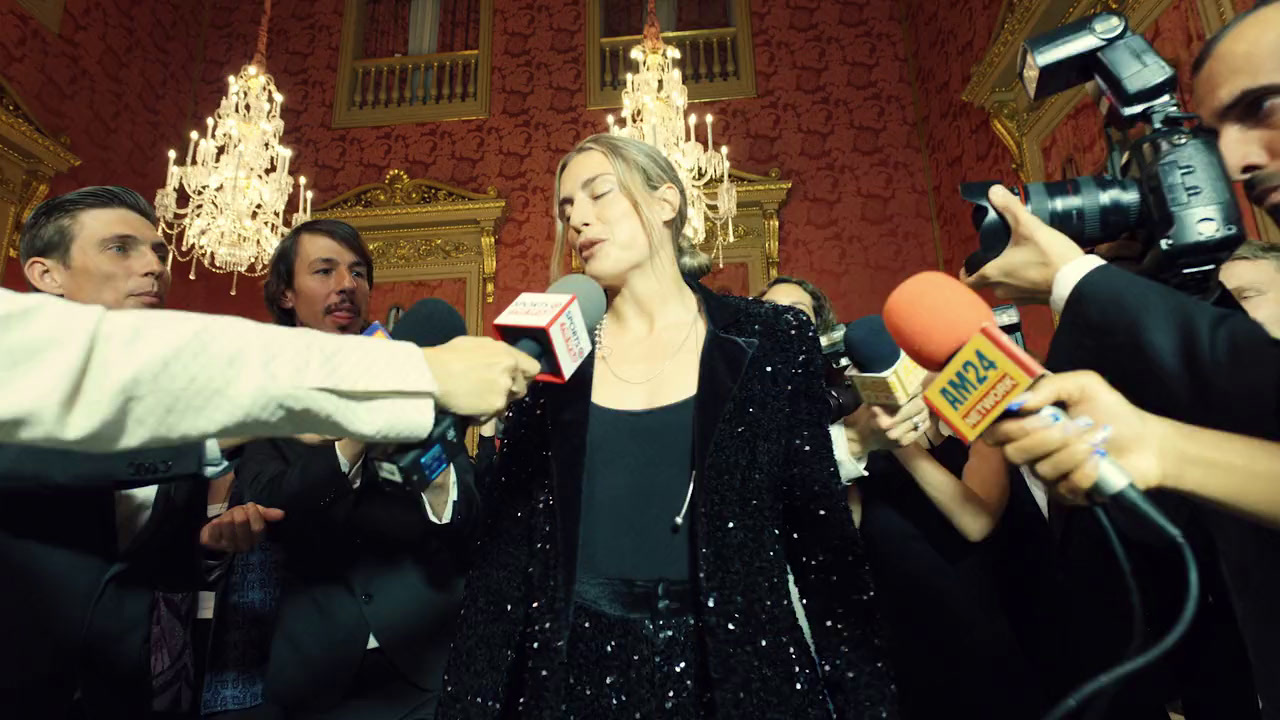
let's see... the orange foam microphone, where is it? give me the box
[883,271,1041,444]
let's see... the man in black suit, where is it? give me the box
[235,220,478,720]
[964,155,1280,716]
[2,186,280,718]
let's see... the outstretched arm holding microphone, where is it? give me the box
[0,287,540,452]
[987,370,1280,530]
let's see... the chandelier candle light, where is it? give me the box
[605,0,737,263]
[154,0,310,294]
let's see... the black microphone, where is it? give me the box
[370,299,471,493]
[376,278,608,493]
[842,315,928,408]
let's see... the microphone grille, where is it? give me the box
[548,273,607,330]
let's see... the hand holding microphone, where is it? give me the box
[984,371,1161,504]
[422,336,541,418]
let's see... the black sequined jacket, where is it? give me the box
[437,282,898,719]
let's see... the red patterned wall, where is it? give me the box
[369,276,469,331]
[0,0,201,290]
[165,0,936,330]
[4,0,1252,349]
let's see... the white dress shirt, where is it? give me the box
[828,424,869,484]
[1,288,441,452]
[334,446,456,649]
[1050,254,1108,315]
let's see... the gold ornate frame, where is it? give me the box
[569,167,792,297]
[310,169,504,337]
[0,76,80,279]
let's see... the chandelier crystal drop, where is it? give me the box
[604,0,737,263]
[154,0,309,294]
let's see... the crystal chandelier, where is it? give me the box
[154,0,310,294]
[604,0,737,262]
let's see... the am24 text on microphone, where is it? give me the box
[882,270,1199,720]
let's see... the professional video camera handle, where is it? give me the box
[960,12,1245,298]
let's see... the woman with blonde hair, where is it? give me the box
[437,134,897,719]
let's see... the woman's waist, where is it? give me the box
[574,576,694,619]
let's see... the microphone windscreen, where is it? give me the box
[842,315,901,373]
[548,273,607,329]
[883,271,995,371]
[390,298,468,348]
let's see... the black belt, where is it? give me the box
[575,576,694,619]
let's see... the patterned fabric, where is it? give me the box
[151,591,198,713]
[200,539,283,716]
[438,290,897,719]
[563,600,712,719]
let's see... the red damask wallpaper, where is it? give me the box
[0,0,202,290]
[3,0,1254,355]
[168,0,937,330]
[369,276,469,333]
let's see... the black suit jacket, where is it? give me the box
[1047,264,1280,718]
[438,282,897,719]
[0,443,207,718]
[237,438,479,713]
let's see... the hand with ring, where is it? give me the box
[844,395,932,454]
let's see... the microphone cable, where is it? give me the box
[1079,506,1145,720]
[1041,489,1200,720]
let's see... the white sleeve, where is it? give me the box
[1050,255,1108,315]
[829,423,869,484]
[0,289,440,452]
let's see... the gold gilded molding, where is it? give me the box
[366,237,472,266]
[325,168,499,211]
[761,209,780,283]
[15,0,65,34]
[0,75,80,275]
[480,227,496,302]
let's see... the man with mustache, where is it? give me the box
[231,220,479,720]
[2,186,278,718]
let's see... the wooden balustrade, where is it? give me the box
[350,51,481,112]
[586,15,756,109]
[333,0,492,128]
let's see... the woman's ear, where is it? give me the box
[654,183,681,223]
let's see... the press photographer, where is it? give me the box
[960,8,1280,717]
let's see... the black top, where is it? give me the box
[576,396,695,581]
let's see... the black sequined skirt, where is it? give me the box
[563,577,714,719]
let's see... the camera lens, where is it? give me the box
[1022,177,1144,247]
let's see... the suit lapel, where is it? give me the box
[690,283,756,479]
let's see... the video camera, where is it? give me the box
[961,12,1244,298]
